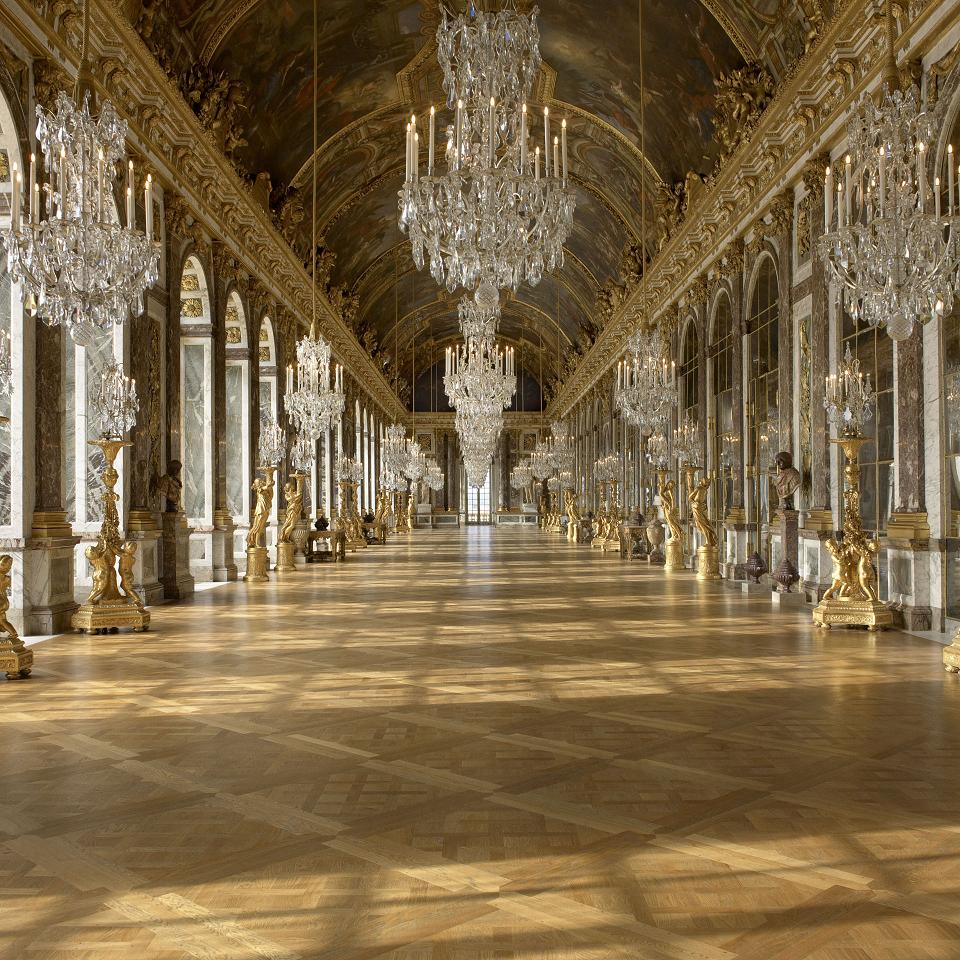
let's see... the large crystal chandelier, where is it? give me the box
[335,454,363,485]
[286,1,347,440]
[510,459,533,496]
[2,0,159,348]
[818,0,960,341]
[380,423,410,492]
[615,325,676,432]
[404,437,428,484]
[398,4,575,293]
[445,292,516,478]
[284,334,345,440]
[529,435,554,482]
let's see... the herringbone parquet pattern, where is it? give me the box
[3,526,960,959]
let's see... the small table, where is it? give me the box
[364,521,387,544]
[305,529,347,563]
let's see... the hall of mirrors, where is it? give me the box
[5,0,960,957]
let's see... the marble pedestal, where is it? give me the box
[23,513,79,635]
[160,512,195,600]
[885,514,933,630]
[125,511,164,605]
[772,509,801,594]
[213,512,238,582]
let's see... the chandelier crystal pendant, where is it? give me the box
[398,5,575,294]
[817,0,960,341]
[615,326,677,432]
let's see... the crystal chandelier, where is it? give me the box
[646,430,668,468]
[2,1,159,348]
[380,423,411,492]
[445,292,516,475]
[425,457,445,492]
[510,459,533,494]
[92,361,138,439]
[529,436,554,482]
[289,431,316,474]
[404,437,428,483]
[335,454,363,485]
[594,453,620,484]
[258,413,285,467]
[673,412,701,465]
[825,344,874,436]
[284,334,345,440]
[286,2,348,440]
[398,4,575,294]
[547,420,574,473]
[818,0,960,341]
[615,326,677,432]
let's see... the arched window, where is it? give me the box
[225,292,251,539]
[678,318,699,420]
[710,292,735,515]
[179,256,214,530]
[747,254,780,540]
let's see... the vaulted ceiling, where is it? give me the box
[139,0,808,403]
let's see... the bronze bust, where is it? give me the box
[773,451,801,510]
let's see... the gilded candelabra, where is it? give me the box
[591,482,608,548]
[686,466,721,581]
[813,436,892,631]
[275,473,305,573]
[72,438,150,634]
[244,465,276,582]
[337,479,367,549]
[659,470,685,572]
[601,478,622,552]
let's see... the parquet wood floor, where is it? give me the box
[4,526,960,959]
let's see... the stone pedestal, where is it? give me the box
[212,511,238,581]
[23,513,79,635]
[885,513,933,630]
[160,511,195,600]
[740,581,771,596]
[125,511,164,605]
[244,546,269,583]
[664,539,684,572]
[274,541,297,574]
[772,509,800,594]
[696,544,722,581]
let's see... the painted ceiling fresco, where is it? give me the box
[137,0,807,401]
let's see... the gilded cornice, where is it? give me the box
[548,0,958,418]
[1,0,406,424]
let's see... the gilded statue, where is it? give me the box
[278,476,303,544]
[565,490,581,526]
[660,479,683,545]
[247,471,275,549]
[86,541,115,604]
[686,470,717,548]
[773,451,802,510]
[0,555,19,644]
[118,542,143,610]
